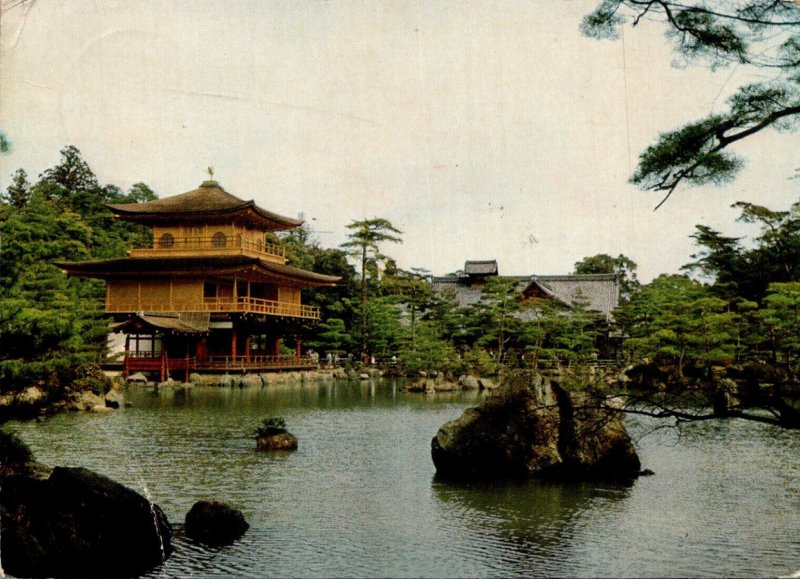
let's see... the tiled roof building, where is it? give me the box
[432,262,620,321]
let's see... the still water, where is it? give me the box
[9,380,800,578]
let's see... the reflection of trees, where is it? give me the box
[141,381,483,414]
[431,478,632,574]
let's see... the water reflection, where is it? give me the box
[8,381,799,578]
[432,478,633,576]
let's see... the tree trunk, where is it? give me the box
[360,245,367,354]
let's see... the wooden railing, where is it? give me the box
[202,297,320,319]
[204,355,315,370]
[123,354,316,379]
[130,235,285,260]
[107,297,320,319]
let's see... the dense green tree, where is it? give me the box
[519,296,600,367]
[0,147,158,397]
[0,193,108,393]
[422,285,469,363]
[362,296,405,360]
[279,221,358,354]
[307,318,353,358]
[467,277,523,362]
[2,169,31,208]
[340,218,402,353]
[684,198,800,301]
[755,282,800,364]
[574,253,639,300]
[617,274,740,375]
[583,1,800,208]
[281,220,317,271]
[397,320,459,375]
[382,266,433,348]
[39,145,100,194]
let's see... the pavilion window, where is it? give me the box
[212,232,227,248]
[158,233,174,248]
[203,282,217,298]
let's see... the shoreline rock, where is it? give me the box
[184,500,249,546]
[431,371,641,481]
[0,465,173,578]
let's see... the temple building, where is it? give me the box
[432,260,622,357]
[58,180,339,380]
[432,260,620,321]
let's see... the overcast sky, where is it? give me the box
[1,0,797,281]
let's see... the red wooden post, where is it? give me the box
[231,328,237,362]
[296,338,301,359]
[123,335,130,379]
[245,335,251,363]
[160,350,166,383]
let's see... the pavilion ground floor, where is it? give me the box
[112,311,317,382]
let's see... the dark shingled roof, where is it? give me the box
[56,255,340,287]
[432,266,620,320]
[525,274,619,320]
[464,260,498,276]
[108,180,303,230]
[112,312,210,334]
[431,275,529,308]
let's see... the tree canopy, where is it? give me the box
[583,1,800,208]
[683,198,800,301]
[574,253,640,300]
[340,218,402,353]
[0,146,154,397]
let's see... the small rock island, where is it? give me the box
[431,371,641,481]
[255,416,298,451]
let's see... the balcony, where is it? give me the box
[129,235,285,261]
[106,296,320,320]
[203,297,320,319]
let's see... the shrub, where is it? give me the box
[462,347,500,376]
[255,416,287,437]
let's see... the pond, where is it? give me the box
[8,380,800,578]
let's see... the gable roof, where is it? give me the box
[108,180,303,230]
[464,260,498,276]
[524,274,619,320]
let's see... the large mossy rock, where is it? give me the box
[0,466,172,578]
[185,500,249,546]
[431,372,641,481]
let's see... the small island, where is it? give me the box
[255,416,298,451]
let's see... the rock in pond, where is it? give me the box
[459,374,481,389]
[184,500,249,546]
[0,466,172,578]
[256,429,298,451]
[431,371,641,481]
[104,389,122,408]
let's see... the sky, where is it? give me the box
[1,0,797,282]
